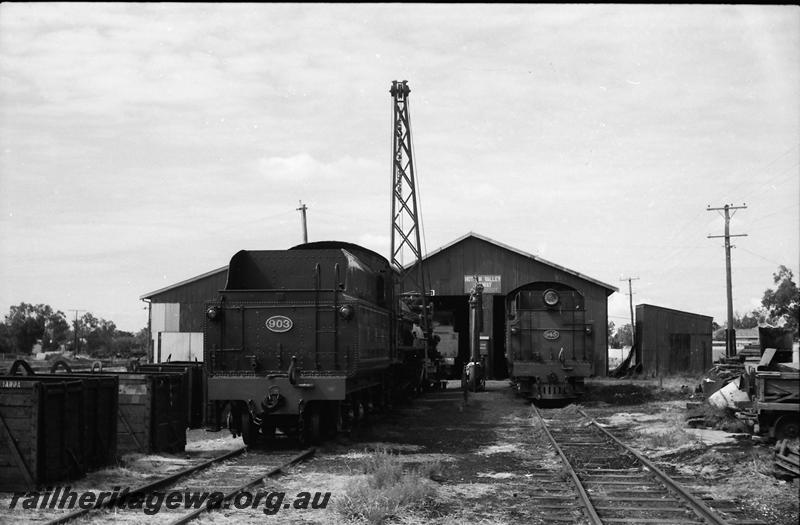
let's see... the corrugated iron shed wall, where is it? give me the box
[635,304,713,376]
[144,269,227,333]
[405,234,615,377]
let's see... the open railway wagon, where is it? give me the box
[0,373,87,491]
[505,281,594,403]
[738,348,800,441]
[43,359,187,454]
[137,360,204,429]
[1,368,185,492]
[2,360,119,474]
[204,241,427,446]
[106,370,187,454]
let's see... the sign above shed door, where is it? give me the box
[463,275,502,294]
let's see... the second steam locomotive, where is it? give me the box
[505,281,593,403]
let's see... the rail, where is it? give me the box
[532,404,603,525]
[45,447,247,525]
[576,408,731,525]
[534,406,737,525]
[168,447,315,524]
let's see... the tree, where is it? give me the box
[609,323,633,348]
[607,321,616,346]
[617,323,633,347]
[43,312,70,351]
[79,312,117,356]
[3,303,70,353]
[111,328,148,358]
[1,304,149,358]
[761,265,799,336]
[733,310,761,330]
[0,322,11,353]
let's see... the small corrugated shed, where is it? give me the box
[140,267,227,362]
[635,304,713,376]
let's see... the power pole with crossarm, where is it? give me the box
[707,203,747,358]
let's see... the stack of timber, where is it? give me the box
[700,357,746,397]
[774,439,799,479]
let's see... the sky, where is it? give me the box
[0,3,798,333]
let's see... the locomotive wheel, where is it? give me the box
[308,408,322,444]
[240,412,260,447]
[321,402,339,438]
[774,416,799,441]
[301,405,322,445]
[261,420,276,448]
[355,399,367,425]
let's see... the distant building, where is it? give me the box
[735,327,760,353]
[712,327,767,362]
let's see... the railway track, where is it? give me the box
[533,405,767,525]
[38,447,314,524]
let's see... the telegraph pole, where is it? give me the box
[620,277,639,335]
[297,201,308,244]
[620,277,639,363]
[707,203,747,358]
[68,309,86,355]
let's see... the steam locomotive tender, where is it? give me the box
[506,281,593,402]
[204,242,408,445]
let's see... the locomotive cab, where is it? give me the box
[506,282,593,402]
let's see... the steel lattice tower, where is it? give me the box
[389,80,430,334]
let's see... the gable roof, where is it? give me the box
[637,303,713,320]
[420,232,619,293]
[139,266,227,301]
[141,233,619,300]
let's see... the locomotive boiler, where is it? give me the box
[204,241,416,445]
[505,281,593,402]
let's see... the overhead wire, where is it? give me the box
[624,207,716,284]
[737,246,793,269]
[744,201,799,227]
[721,144,799,203]
[404,90,433,294]
[647,155,791,281]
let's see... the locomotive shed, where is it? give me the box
[140,232,617,381]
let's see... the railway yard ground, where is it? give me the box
[2,377,798,525]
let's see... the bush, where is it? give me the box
[336,449,439,524]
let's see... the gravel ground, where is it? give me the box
[1,377,797,524]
